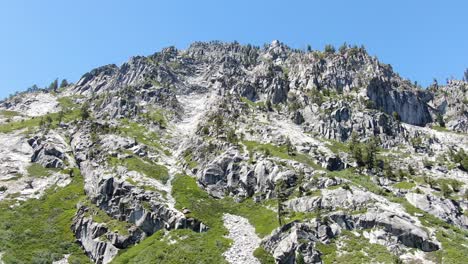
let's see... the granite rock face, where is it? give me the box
[0,41,467,264]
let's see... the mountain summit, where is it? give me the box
[0,41,467,264]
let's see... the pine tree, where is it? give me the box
[48,79,58,92]
[60,79,69,88]
[275,180,288,226]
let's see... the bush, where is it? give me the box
[436,113,445,127]
[422,159,434,169]
[441,183,453,198]
[450,149,468,171]
[324,44,336,54]
[80,103,90,120]
[392,111,401,122]
[364,100,375,109]
[226,129,238,144]
[339,42,348,53]
[254,247,275,264]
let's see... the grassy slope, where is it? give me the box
[113,174,278,264]
[0,169,91,264]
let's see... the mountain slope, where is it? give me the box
[0,40,467,264]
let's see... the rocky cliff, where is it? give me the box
[0,40,467,264]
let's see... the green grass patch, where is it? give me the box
[81,200,132,236]
[118,119,162,150]
[434,229,468,263]
[57,96,78,110]
[143,109,167,128]
[113,228,229,264]
[432,125,449,132]
[0,116,41,134]
[393,181,416,190]
[110,156,169,184]
[253,247,275,264]
[240,97,265,109]
[114,174,279,263]
[0,103,81,134]
[328,169,384,195]
[243,141,321,170]
[0,168,91,263]
[324,139,349,154]
[172,174,278,237]
[27,163,54,178]
[318,230,395,264]
[0,110,21,118]
[183,151,198,169]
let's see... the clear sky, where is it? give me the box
[0,0,467,98]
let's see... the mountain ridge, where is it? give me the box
[0,40,467,264]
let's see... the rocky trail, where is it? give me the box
[223,213,261,264]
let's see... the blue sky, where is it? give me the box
[0,0,467,98]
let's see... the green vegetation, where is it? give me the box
[0,110,21,118]
[349,134,379,169]
[57,96,78,110]
[118,119,162,150]
[0,169,91,263]
[183,150,198,169]
[113,228,229,264]
[141,109,167,128]
[80,102,91,120]
[243,140,321,170]
[275,179,288,225]
[240,97,266,109]
[172,174,278,237]
[318,230,395,264]
[109,156,169,184]
[324,139,349,154]
[432,125,449,132]
[0,116,42,134]
[436,113,445,128]
[114,174,278,263]
[253,247,275,264]
[393,181,416,190]
[27,163,54,178]
[0,97,83,134]
[449,148,468,172]
[329,169,384,195]
[434,229,468,264]
[324,44,336,54]
[82,200,132,236]
[392,111,401,122]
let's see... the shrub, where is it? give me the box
[422,158,434,169]
[392,111,401,122]
[254,247,275,264]
[450,149,468,171]
[364,100,375,109]
[441,183,453,198]
[339,42,348,53]
[324,44,336,54]
[436,113,445,127]
[80,103,90,120]
[411,137,423,150]
[226,129,238,144]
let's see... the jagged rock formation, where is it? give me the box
[0,40,467,264]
